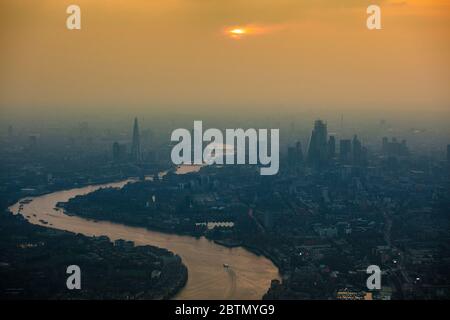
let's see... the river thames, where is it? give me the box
[9,166,280,299]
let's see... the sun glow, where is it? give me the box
[224,24,284,39]
[225,27,249,39]
[230,28,246,35]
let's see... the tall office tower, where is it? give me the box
[296,141,304,163]
[339,139,352,163]
[384,137,409,157]
[400,140,409,156]
[307,120,328,167]
[352,135,362,165]
[131,117,142,162]
[328,136,336,159]
[113,142,127,163]
[361,146,369,166]
[287,146,296,168]
[288,141,304,169]
[28,134,38,149]
[7,125,13,139]
[382,137,388,154]
[113,142,120,162]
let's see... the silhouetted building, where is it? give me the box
[287,146,296,168]
[7,125,13,139]
[112,142,127,162]
[131,117,141,162]
[382,137,409,157]
[339,139,351,163]
[307,120,328,167]
[296,141,304,163]
[328,136,336,160]
[401,140,408,155]
[382,137,389,153]
[28,134,38,151]
[361,146,368,166]
[352,135,362,165]
[288,141,304,168]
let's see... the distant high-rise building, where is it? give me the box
[7,125,13,139]
[401,140,408,155]
[382,137,389,154]
[296,141,304,163]
[287,141,303,169]
[307,120,328,167]
[28,134,38,150]
[382,137,409,157]
[352,135,362,165]
[361,146,368,166]
[113,142,120,161]
[113,142,127,162]
[131,117,142,162]
[287,146,296,168]
[328,136,336,160]
[339,139,351,163]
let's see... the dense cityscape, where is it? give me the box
[0,211,187,299]
[1,117,449,300]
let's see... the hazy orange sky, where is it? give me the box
[0,0,449,119]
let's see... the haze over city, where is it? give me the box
[1,0,449,305]
[1,0,449,123]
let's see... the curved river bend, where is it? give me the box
[8,167,280,300]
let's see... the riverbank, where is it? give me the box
[0,210,188,300]
[61,201,284,281]
[8,177,280,299]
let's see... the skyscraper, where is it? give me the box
[352,135,362,165]
[287,146,296,168]
[7,125,13,139]
[382,137,389,154]
[131,117,142,162]
[328,136,336,160]
[383,137,409,157]
[287,141,304,170]
[113,142,127,163]
[307,120,328,167]
[339,139,351,164]
[113,142,120,162]
[296,141,304,164]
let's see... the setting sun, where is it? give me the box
[224,24,282,39]
[226,27,248,39]
[230,28,245,35]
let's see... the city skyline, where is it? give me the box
[2,115,449,300]
[0,0,449,306]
